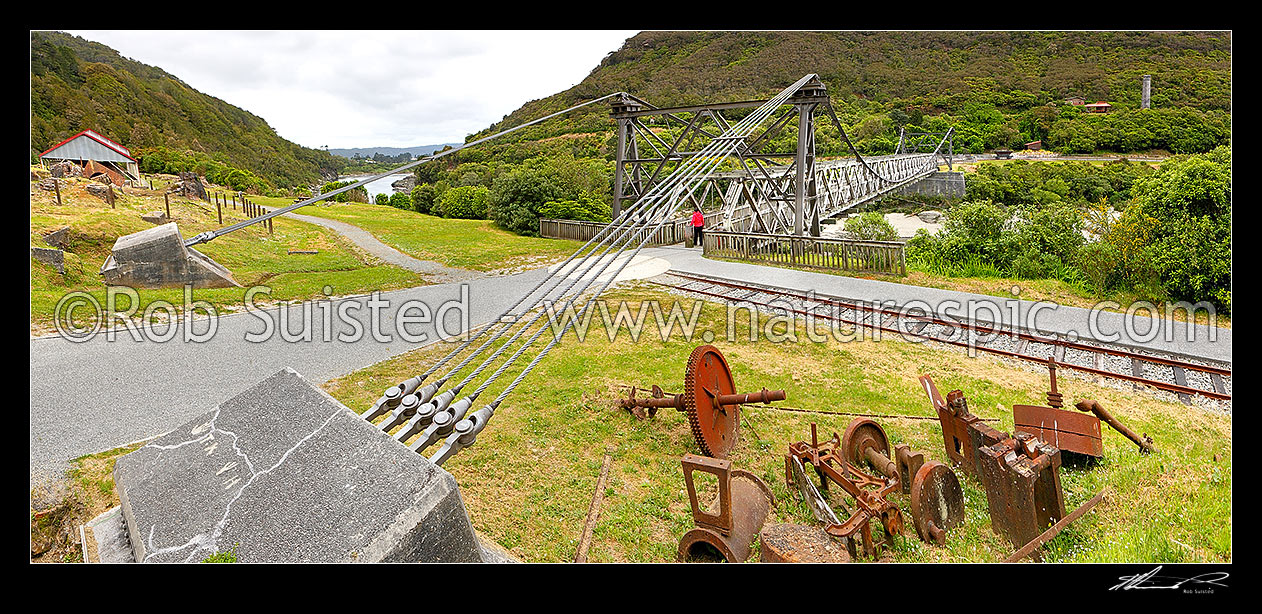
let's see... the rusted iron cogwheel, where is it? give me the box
[682,345,739,458]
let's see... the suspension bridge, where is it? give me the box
[102,73,958,468]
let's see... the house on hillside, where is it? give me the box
[38,130,141,186]
[1065,97,1086,106]
[1083,101,1112,114]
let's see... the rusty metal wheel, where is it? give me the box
[909,460,964,546]
[841,418,889,468]
[683,345,739,458]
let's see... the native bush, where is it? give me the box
[538,195,611,223]
[438,185,490,219]
[375,193,389,205]
[389,191,412,210]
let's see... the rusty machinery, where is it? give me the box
[784,423,904,560]
[1014,358,1156,458]
[620,345,786,458]
[840,417,965,545]
[920,374,1068,549]
[677,453,776,562]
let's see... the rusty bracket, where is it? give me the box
[1075,399,1156,454]
[678,453,775,562]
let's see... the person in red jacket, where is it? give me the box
[691,209,704,247]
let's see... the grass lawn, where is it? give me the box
[252,196,585,273]
[322,283,1232,563]
[29,172,425,335]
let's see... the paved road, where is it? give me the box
[29,269,549,481]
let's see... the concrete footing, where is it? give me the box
[895,171,966,199]
[99,222,239,289]
[112,367,489,563]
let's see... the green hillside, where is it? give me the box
[470,31,1231,156]
[30,31,345,191]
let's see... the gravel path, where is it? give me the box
[269,206,482,283]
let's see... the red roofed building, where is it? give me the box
[39,129,140,185]
[1083,101,1112,114]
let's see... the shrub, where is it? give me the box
[411,184,436,215]
[389,191,412,210]
[375,193,389,205]
[438,185,490,219]
[538,195,611,223]
[843,212,897,241]
[488,168,562,235]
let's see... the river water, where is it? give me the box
[339,172,412,201]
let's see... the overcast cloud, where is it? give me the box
[66,30,639,149]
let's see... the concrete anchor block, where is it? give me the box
[99,222,239,289]
[31,247,65,274]
[114,367,488,563]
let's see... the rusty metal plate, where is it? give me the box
[678,456,774,563]
[683,345,739,458]
[909,461,965,545]
[1014,404,1103,458]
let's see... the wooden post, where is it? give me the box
[232,193,237,209]
[164,192,170,219]
[107,184,115,208]
[217,200,223,225]
[53,178,61,206]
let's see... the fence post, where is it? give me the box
[164,192,170,219]
[107,184,115,208]
[53,178,61,206]
[217,199,223,225]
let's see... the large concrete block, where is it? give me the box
[896,171,966,199]
[99,222,239,289]
[114,367,486,563]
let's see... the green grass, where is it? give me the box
[253,196,585,273]
[323,283,1232,563]
[29,173,427,334]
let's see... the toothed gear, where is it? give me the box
[682,345,739,458]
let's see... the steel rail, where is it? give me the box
[669,272,1232,377]
[651,277,1231,401]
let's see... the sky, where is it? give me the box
[67,30,639,150]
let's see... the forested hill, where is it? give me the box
[471,31,1231,155]
[30,31,344,190]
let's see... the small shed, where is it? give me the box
[39,130,140,186]
[1065,97,1086,106]
[1025,140,1043,151]
[1083,102,1112,114]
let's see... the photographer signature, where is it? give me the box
[1110,566,1229,591]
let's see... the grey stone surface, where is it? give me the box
[85,183,112,201]
[31,247,65,274]
[114,367,484,563]
[85,506,135,563]
[43,226,70,249]
[100,222,240,289]
[141,211,169,225]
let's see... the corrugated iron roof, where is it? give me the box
[39,129,135,162]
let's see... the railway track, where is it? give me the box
[650,272,1232,405]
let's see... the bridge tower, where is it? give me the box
[788,76,828,236]
[610,93,643,219]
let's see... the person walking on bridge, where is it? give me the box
[691,209,705,247]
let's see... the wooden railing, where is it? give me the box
[539,217,691,245]
[703,230,907,276]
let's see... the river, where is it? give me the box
[338,172,412,201]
